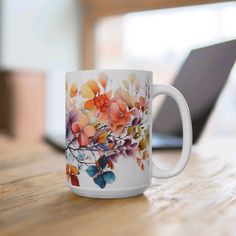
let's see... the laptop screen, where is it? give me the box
[153,40,236,143]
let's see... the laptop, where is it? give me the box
[45,40,236,151]
[152,39,236,149]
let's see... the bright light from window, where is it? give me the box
[95,2,236,83]
[123,2,236,63]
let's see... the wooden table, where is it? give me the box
[1,137,236,236]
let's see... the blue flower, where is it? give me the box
[86,155,115,189]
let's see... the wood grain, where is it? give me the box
[82,0,230,18]
[0,138,236,236]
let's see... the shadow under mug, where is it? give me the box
[65,70,192,198]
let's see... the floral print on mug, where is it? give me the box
[65,73,150,189]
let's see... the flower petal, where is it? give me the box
[70,174,80,186]
[125,149,134,157]
[143,150,148,160]
[98,155,107,169]
[70,83,78,97]
[84,99,95,110]
[132,117,139,126]
[94,174,106,189]
[119,117,127,126]
[141,163,144,171]
[98,72,108,89]
[99,144,110,151]
[135,80,141,91]
[114,88,124,100]
[140,96,146,107]
[108,153,119,163]
[129,96,136,109]
[86,165,98,177]
[108,142,115,149]
[128,73,137,84]
[110,101,119,112]
[117,99,127,113]
[136,157,141,166]
[70,164,78,175]
[115,124,125,135]
[139,138,148,150]
[66,164,70,175]
[109,102,120,122]
[80,83,95,99]
[130,107,139,117]
[98,111,109,123]
[78,113,89,128]
[103,171,115,184]
[123,91,136,108]
[124,139,131,147]
[87,80,100,94]
[127,127,135,136]
[97,131,108,144]
[115,88,135,108]
[109,122,118,132]
[78,132,89,146]
[83,125,96,137]
[122,80,129,89]
[71,122,80,134]
[106,90,112,100]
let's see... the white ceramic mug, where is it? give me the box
[65,70,192,198]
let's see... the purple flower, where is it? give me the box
[66,111,78,139]
[132,117,139,126]
[107,153,119,163]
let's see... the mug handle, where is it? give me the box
[152,84,192,178]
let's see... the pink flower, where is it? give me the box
[109,99,131,134]
[71,113,95,146]
[135,96,148,112]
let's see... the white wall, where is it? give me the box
[1,0,83,135]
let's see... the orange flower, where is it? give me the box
[70,83,78,97]
[109,99,131,133]
[94,93,110,112]
[84,91,111,110]
[81,79,112,122]
[71,113,95,146]
[66,164,79,186]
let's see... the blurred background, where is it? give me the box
[0,0,236,144]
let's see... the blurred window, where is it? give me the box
[94,2,236,136]
[95,2,236,85]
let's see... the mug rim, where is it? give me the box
[66,69,153,77]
